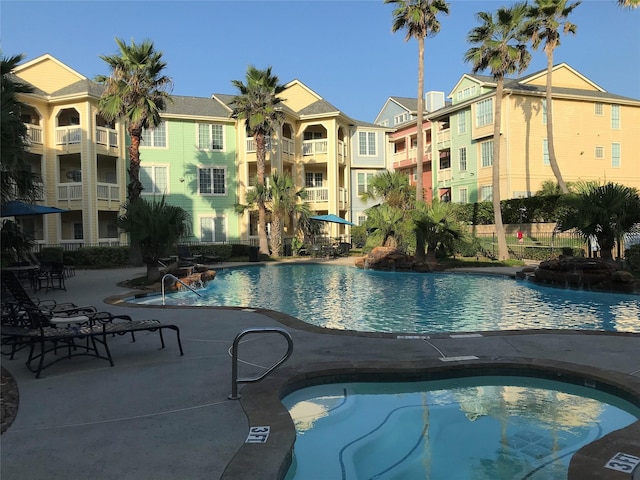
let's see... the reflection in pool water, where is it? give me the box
[282,376,640,480]
[135,264,640,333]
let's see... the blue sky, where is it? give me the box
[2,0,638,122]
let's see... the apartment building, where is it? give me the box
[12,54,127,248]
[428,64,640,204]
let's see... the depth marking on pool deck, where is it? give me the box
[450,333,484,338]
[439,355,480,362]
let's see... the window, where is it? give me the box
[459,188,468,204]
[394,113,408,125]
[459,147,467,171]
[377,119,389,127]
[140,165,168,194]
[198,124,224,150]
[475,98,493,127]
[481,140,493,167]
[357,214,367,226]
[457,111,467,134]
[358,131,377,155]
[357,172,374,195]
[480,185,493,202]
[542,99,547,125]
[199,167,226,195]
[200,216,226,242]
[141,121,167,147]
[73,223,83,240]
[595,146,604,159]
[305,172,323,187]
[612,143,621,168]
[611,105,620,129]
[543,139,549,165]
[594,103,603,116]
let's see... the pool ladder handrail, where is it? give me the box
[161,273,202,305]
[228,328,294,400]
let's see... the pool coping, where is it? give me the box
[222,354,640,480]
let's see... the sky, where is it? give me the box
[1,0,639,123]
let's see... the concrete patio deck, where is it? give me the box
[1,260,639,479]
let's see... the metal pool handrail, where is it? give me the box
[228,328,294,400]
[161,273,202,305]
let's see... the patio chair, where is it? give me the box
[35,261,67,292]
[177,244,202,267]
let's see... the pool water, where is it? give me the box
[136,264,640,333]
[282,376,640,480]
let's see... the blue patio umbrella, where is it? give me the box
[1,200,69,217]
[311,214,355,226]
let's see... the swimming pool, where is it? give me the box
[282,376,640,479]
[135,264,640,333]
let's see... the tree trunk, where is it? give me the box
[127,128,144,202]
[271,213,283,257]
[255,131,271,256]
[545,48,568,193]
[416,36,425,204]
[493,80,509,261]
[415,225,426,262]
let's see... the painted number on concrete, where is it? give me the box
[245,426,270,444]
[605,452,640,473]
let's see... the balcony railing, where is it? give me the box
[97,182,120,201]
[246,136,272,153]
[282,138,294,155]
[436,129,451,145]
[55,126,82,146]
[338,187,347,207]
[302,139,328,156]
[338,140,346,158]
[305,187,329,202]
[57,182,83,201]
[26,125,43,145]
[96,126,118,148]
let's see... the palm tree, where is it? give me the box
[359,170,415,210]
[524,0,581,194]
[618,0,639,7]
[536,179,573,196]
[558,182,640,262]
[1,54,42,205]
[464,3,532,261]
[231,66,285,257]
[386,0,450,206]
[117,196,191,282]
[96,38,173,202]
[268,172,310,257]
[364,204,406,248]
[414,200,463,261]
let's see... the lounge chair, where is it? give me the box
[177,244,202,266]
[3,303,184,378]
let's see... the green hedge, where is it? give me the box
[189,244,232,260]
[625,244,640,272]
[63,247,129,268]
[456,195,568,225]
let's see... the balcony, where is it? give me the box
[96,126,118,148]
[302,139,328,156]
[337,140,346,163]
[305,187,329,202]
[282,138,294,155]
[26,125,43,145]
[246,136,272,153]
[57,183,83,201]
[56,126,82,146]
[97,182,120,202]
[436,128,451,149]
[338,187,348,209]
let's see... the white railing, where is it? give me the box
[282,138,294,154]
[305,187,329,202]
[96,182,120,201]
[26,125,43,144]
[437,129,451,144]
[55,126,82,146]
[302,139,328,156]
[57,183,83,201]
[339,187,348,207]
[96,126,118,147]
[246,136,272,153]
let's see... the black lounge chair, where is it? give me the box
[3,303,184,378]
[177,244,201,267]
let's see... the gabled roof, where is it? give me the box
[448,73,497,98]
[298,99,340,116]
[373,96,417,123]
[164,95,233,119]
[517,63,606,92]
[50,79,105,98]
[14,53,86,81]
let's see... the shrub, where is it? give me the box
[64,247,129,268]
[625,244,640,272]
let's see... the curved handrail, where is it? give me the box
[228,328,294,400]
[161,273,202,305]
